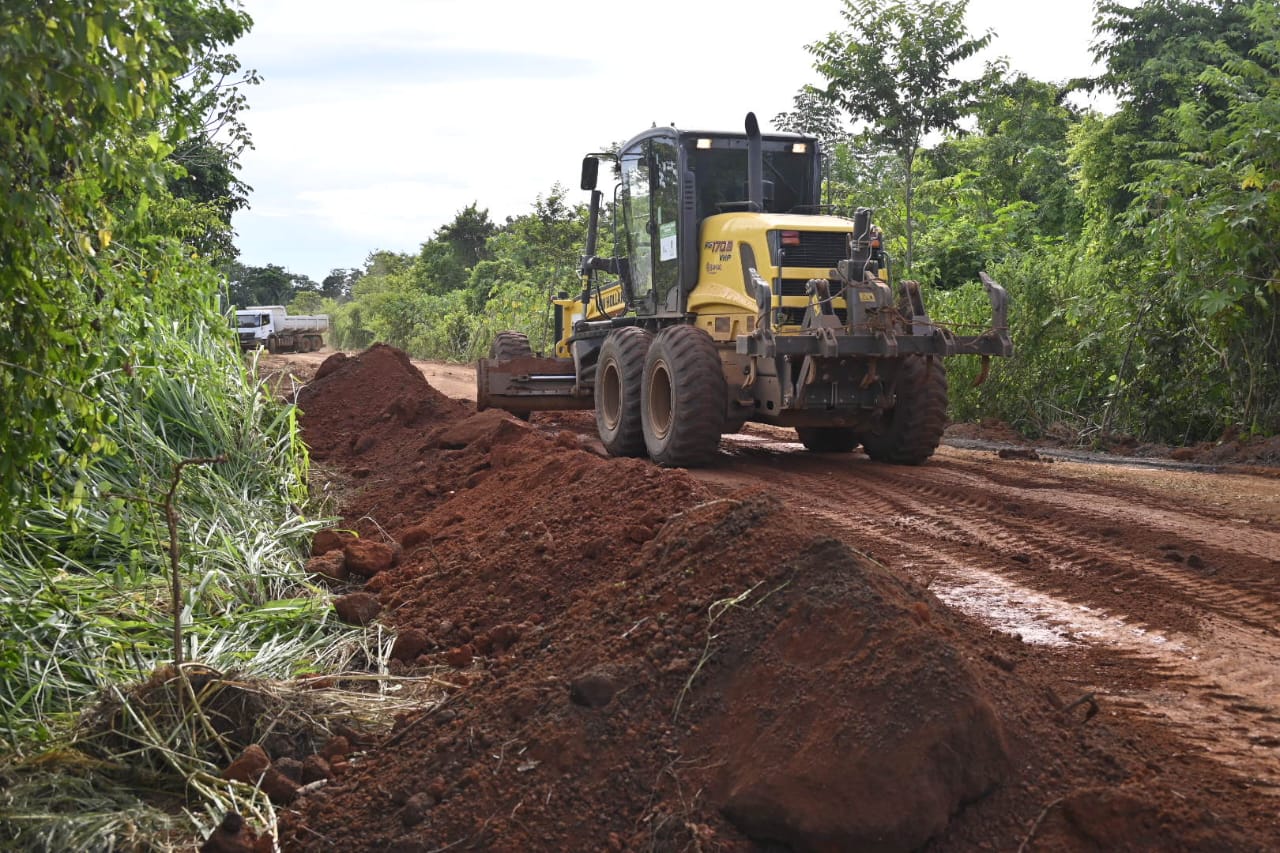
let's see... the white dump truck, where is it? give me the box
[234,306,329,353]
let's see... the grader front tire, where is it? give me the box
[641,325,726,468]
[490,331,533,361]
[861,355,949,465]
[488,331,535,420]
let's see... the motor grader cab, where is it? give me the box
[477,113,1012,466]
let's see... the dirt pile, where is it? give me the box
[707,538,1009,850]
[295,344,478,528]
[272,346,1025,851]
[297,344,471,470]
[268,345,1262,852]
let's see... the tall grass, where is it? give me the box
[0,317,381,849]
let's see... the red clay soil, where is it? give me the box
[271,345,1269,852]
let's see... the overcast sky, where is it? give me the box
[229,0,1108,282]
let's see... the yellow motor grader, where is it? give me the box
[477,114,1012,466]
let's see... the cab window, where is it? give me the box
[621,137,681,311]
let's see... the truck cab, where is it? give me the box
[235,307,282,350]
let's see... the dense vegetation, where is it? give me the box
[0,2,372,846]
[261,0,1277,444]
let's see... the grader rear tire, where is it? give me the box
[595,327,652,457]
[861,355,948,465]
[641,325,726,467]
[797,427,860,453]
[490,331,533,361]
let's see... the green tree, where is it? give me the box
[1053,0,1280,438]
[912,69,1083,288]
[436,202,497,269]
[801,0,993,271]
[414,204,498,295]
[1118,0,1280,433]
[328,188,591,361]
[321,267,361,301]
[0,0,253,520]
[162,21,260,262]
[288,290,327,314]
[225,261,317,307]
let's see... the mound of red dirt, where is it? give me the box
[270,346,1254,852]
[278,347,1016,849]
[297,344,471,469]
[285,471,1012,850]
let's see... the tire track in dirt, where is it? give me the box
[705,436,1280,793]
[865,463,1280,633]
[722,438,1280,633]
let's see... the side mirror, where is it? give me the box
[580,156,599,191]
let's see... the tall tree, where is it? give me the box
[435,203,497,269]
[321,267,361,301]
[800,0,992,271]
[909,68,1083,287]
[225,262,317,307]
[1104,0,1280,433]
[415,204,498,294]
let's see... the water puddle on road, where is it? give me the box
[919,563,1280,792]
[918,563,1183,650]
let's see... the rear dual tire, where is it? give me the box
[595,327,653,457]
[641,325,726,467]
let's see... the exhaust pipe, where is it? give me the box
[745,112,764,212]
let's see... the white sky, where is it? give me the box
[230,0,1107,282]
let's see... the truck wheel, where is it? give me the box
[595,327,652,457]
[861,355,948,465]
[641,325,726,467]
[490,331,533,361]
[797,426,859,453]
[266,336,279,354]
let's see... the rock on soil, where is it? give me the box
[342,539,397,576]
[222,744,269,784]
[332,592,380,626]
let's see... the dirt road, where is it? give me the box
[273,350,1280,793]
[713,432,1280,791]
[266,348,1279,848]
